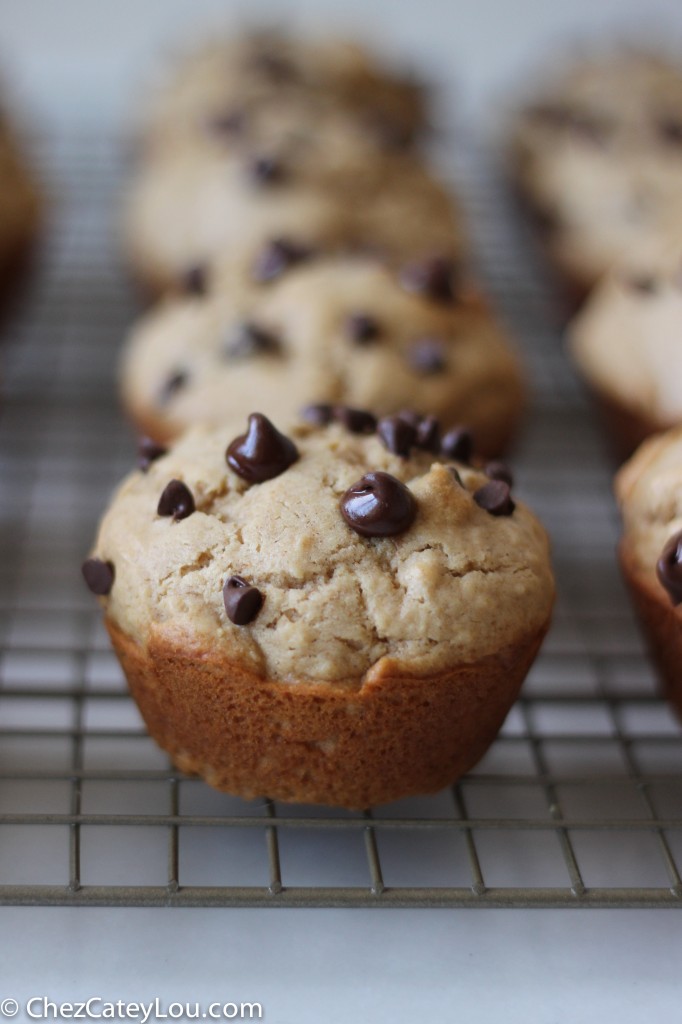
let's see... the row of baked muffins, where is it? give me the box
[510,46,682,723]
[82,29,557,809]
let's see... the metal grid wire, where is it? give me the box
[0,130,681,908]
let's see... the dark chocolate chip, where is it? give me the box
[473,480,515,516]
[159,370,188,405]
[224,321,281,360]
[300,403,333,426]
[137,436,167,472]
[252,238,312,283]
[223,574,264,625]
[157,479,196,521]
[625,275,658,295]
[333,406,377,434]
[82,558,115,596]
[400,256,459,303]
[205,108,246,138]
[440,427,473,463]
[346,312,381,345]
[657,530,682,604]
[226,413,299,483]
[377,415,417,456]
[181,265,208,296]
[415,414,440,452]
[485,461,514,487]
[658,117,682,145]
[340,471,417,537]
[407,336,448,374]
[248,154,287,186]
[396,409,422,429]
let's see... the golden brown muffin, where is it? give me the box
[616,426,682,720]
[120,256,524,457]
[83,413,554,808]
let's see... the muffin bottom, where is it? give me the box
[619,543,682,723]
[108,617,550,809]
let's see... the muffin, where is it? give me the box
[120,256,524,457]
[569,247,682,459]
[136,29,427,155]
[509,50,682,302]
[122,136,465,296]
[82,412,555,808]
[0,104,41,294]
[616,426,682,721]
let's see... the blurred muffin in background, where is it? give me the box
[0,94,41,301]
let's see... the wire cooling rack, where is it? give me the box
[0,131,680,909]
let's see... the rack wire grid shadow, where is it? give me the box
[0,131,681,909]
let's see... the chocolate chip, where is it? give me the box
[205,108,246,138]
[82,558,115,596]
[340,472,417,537]
[377,415,417,456]
[346,313,381,345]
[157,479,196,521]
[657,530,682,604]
[333,406,377,434]
[252,238,312,283]
[248,154,287,186]
[441,427,473,463]
[226,413,299,483]
[407,336,448,374]
[300,403,333,426]
[474,480,515,516]
[625,275,657,295]
[137,436,167,472]
[415,415,440,452]
[223,574,264,625]
[159,370,188,405]
[400,257,459,303]
[181,265,208,296]
[658,117,682,145]
[224,321,281,360]
[396,409,422,429]
[485,461,514,487]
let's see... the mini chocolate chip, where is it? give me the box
[396,409,422,429]
[300,403,333,426]
[657,530,682,604]
[205,108,246,137]
[157,479,196,520]
[159,370,188,405]
[181,265,208,296]
[485,461,514,487]
[415,415,440,452]
[407,336,448,374]
[474,480,515,516]
[224,321,281,360]
[223,574,264,625]
[441,427,473,463]
[252,238,312,283]
[658,117,682,145]
[226,413,299,483]
[346,313,381,345]
[248,154,287,186]
[82,558,115,596]
[340,471,417,537]
[377,415,417,456]
[400,256,458,303]
[137,436,167,472]
[625,275,657,295]
[333,406,377,434]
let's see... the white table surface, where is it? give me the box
[1,2,682,1020]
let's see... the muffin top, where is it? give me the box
[85,414,554,685]
[120,256,523,454]
[616,426,682,603]
[569,248,682,426]
[136,29,427,154]
[510,50,682,285]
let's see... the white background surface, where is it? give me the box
[1,1,682,1020]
